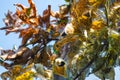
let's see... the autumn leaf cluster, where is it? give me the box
[1,0,120,80]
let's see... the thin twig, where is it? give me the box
[0,26,13,30]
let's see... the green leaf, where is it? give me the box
[64,0,70,2]
[0,58,4,63]
[53,49,59,54]
[26,8,31,17]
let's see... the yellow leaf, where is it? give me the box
[91,20,105,30]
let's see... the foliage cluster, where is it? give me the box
[0,0,120,80]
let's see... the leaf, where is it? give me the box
[91,20,105,30]
[64,23,74,35]
[0,50,15,60]
[36,48,51,67]
[44,70,53,80]
[94,67,115,80]
[88,0,106,8]
[1,71,11,80]
[70,52,89,80]
[53,35,81,53]
[12,65,22,75]
[19,27,39,46]
[15,71,35,80]
[33,63,53,80]
[64,0,70,2]
[29,29,49,45]
[92,57,106,73]
[15,0,39,26]
[109,2,120,20]
[50,54,57,64]
[13,47,33,65]
[4,10,16,26]
[26,8,31,17]
[1,10,24,35]
[42,5,51,28]
[28,17,40,26]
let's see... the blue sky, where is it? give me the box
[0,0,120,80]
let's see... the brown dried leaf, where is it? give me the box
[19,27,39,45]
[42,5,51,28]
[15,0,39,26]
[36,48,51,67]
[13,47,33,65]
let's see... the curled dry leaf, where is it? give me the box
[15,0,40,26]
[1,10,22,35]
[19,27,39,46]
[1,0,120,80]
[36,48,51,67]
